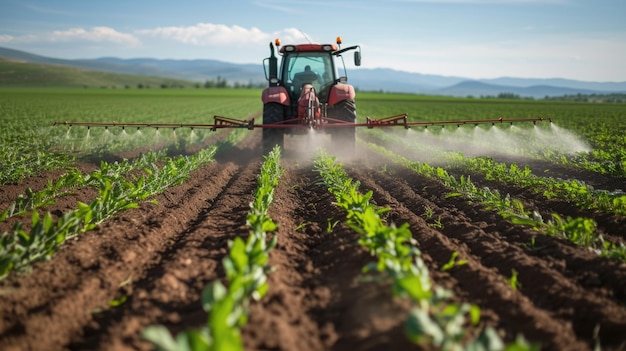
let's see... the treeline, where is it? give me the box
[543,93,626,103]
[472,92,626,103]
[90,76,266,90]
[193,76,265,89]
[474,93,535,100]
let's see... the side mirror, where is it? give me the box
[354,51,361,66]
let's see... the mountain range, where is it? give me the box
[2,46,625,98]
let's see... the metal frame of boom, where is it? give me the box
[53,115,552,131]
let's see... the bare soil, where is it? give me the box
[1,130,625,351]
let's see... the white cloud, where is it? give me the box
[136,23,309,47]
[50,27,140,46]
[2,27,141,46]
[137,23,269,45]
[0,34,14,43]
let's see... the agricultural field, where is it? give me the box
[0,88,625,351]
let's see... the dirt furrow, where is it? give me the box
[345,161,589,350]
[0,130,230,233]
[72,148,263,350]
[2,130,624,351]
[242,161,416,351]
[0,132,260,351]
[445,167,626,239]
[348,158,626,350]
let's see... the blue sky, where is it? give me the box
[1,0,625,82]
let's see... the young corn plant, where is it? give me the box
[0,147,217,280]
[313,150,535,351]
[1,150,170,222]
[369,143,626,263]
[142,145,284,351]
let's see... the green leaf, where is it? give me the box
[469,304,481,325]
[475,326,505,351]
[509,216,537,227]
[183,328,212,351]
[267,234,278,251]
[202,281,227,313]
[405,308,444,345]
[141,325,181,351]
[0,260,14,280]
[208,295,242,351]
[396,274,431,301]
[229,237,248,273]
[108,295,127,307]
[252,281,269,301]
[261,219,277,233]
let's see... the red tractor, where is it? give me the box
[261,36,362,155]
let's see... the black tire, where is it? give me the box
[262,102,285,155]
[328,99,357,158]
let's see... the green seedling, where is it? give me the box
[507,269,520,291]
[441,251,468,272]
[294,221,312,231]
[326,218,340,233]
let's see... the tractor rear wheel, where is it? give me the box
[262,102,285,155]
[328,99,356,158]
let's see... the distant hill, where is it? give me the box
[85,57,265,84]
[0,57,194,88]
[2,46,626,97]
[436,81,602,99]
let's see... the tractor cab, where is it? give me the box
[261,37,361,155]
[263,37,361,103]
[279,46,337,102]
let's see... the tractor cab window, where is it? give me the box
[284,53,334,96]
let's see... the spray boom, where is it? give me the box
[53,115,551,131]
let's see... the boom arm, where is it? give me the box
[53,115,551,131]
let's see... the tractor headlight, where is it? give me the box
[284,45,295,52]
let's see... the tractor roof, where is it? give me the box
[279,43,339,53]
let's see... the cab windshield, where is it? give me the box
[283,52,335,96]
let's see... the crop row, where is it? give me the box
[368,143,626,262]
[313,151,536,350]
[0,146,218,280]
[365,128,626,216]
[142,145,284,351]
[1,149,169,221]
[0,89,261,184]
[357,95,626,177]
[446,155,626,216]
[0,143,74,186]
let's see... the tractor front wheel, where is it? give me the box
[262,102,285,155]
[328,99,356,158]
